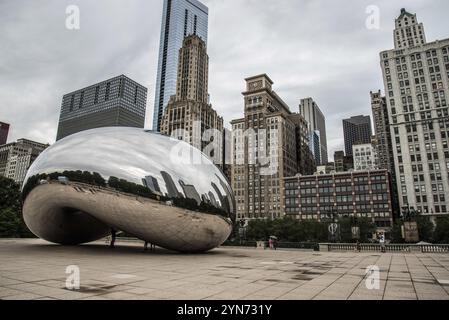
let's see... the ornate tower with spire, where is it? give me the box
[394,8,427,49]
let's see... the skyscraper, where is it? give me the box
[299,98,328,164]
[343,115,373,156]
[56,75,147,141]
[231,74,315,221]
[160,35,223,163]
[153,0,209,132]
[380,8,449,218]
[0,139,49,185]
[371,90,394,173]
[0,122,10,145]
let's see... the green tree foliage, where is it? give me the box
[246,217,330,243]
[0,176,34,238]
[416,216,435,242]
[390,222,405,244]
[434,217,449,244]
[337,217,377,243]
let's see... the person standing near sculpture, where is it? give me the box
[110,228,117,249]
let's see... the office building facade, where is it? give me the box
[231,74,315,221]
[160,35,223,163]
[284,170,394,231]
[299,98,328,164]
[0,122,10,145]
[343,115,373,156]
[380,8,449,218]
[56,75,147,141]
[0,139,49,185]
[371,90,395,173]
[334,150,354,173]
[353,143,379,171]
[153,0,209,132]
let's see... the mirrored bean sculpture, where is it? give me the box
[22,127,235,253]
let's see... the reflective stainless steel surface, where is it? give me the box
[22,127,235,253]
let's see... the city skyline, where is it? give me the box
[1,1,449,160]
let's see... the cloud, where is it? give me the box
[1,0,448,161]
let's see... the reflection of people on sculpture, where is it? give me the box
[144,241,156,252]
[110,228,117,248]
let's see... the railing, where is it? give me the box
[222,241,319,251]
[320,243,449,253]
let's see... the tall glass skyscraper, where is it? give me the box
[153,0,209,131]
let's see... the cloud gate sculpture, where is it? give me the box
[22,127,235,253]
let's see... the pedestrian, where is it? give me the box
[268,238,273,250]
[110,228,117,249]
[144,241,149,251]
[379,234,386,253]
[356,240,361,253]
[273,239,278,251]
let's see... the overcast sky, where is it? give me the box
[1,0,449,160]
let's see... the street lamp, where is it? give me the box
[238,217,247,244]
[327,207,340,243]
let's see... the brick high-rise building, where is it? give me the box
[56,75,147,141]
[284,170,394,233]
[160,35,223,164]
[231,74,315,221]
[380,8,449,218]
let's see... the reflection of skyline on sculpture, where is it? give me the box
[24,127,232,213]
[21,127,234,252]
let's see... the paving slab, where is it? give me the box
[0,239,449,300]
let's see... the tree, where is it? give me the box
[416,216,434,242]
[0,176,21,212]
[0,176,33,238]
[390,221,405,244]
[434,217,449,244]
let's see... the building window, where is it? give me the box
[79,91,84,109]
[134,86,139,104]
[94,86,100,104]
[69,94,75,112]
[105,82,111,101]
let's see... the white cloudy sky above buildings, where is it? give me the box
[1,0,449,160]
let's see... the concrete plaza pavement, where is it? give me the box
[0,239,449,300]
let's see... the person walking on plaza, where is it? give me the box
[110,228,117,249]
[268,238,273,250]
[379,234,386,253]
[356,240,361,253]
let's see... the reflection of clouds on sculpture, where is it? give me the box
[22,128,234,253]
